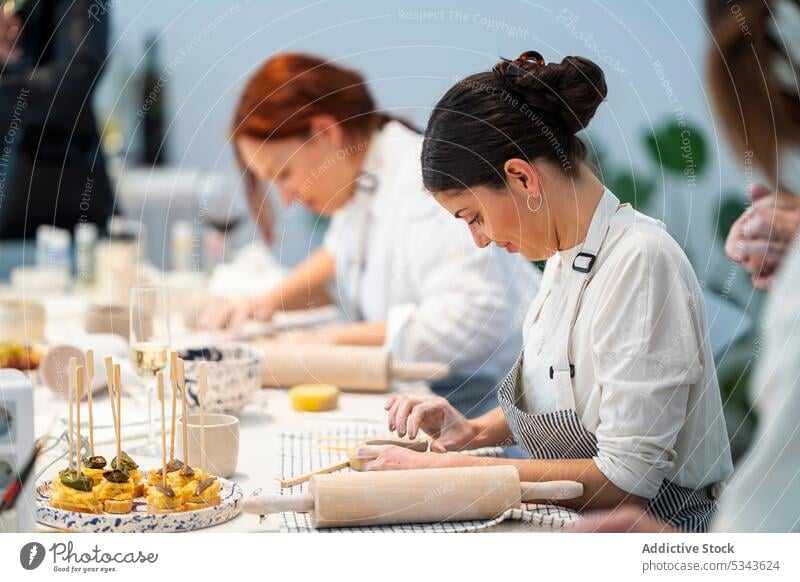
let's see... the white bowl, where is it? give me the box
[179,344,264,416]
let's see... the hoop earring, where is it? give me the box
[526,193,542,212]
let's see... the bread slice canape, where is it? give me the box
[111,451,144,497]
[146,459,192,492]
[81,455,108,487]
[96,468,134,514]
[50,469,102,514]
[146,483,183,514]
[180,476,221,511]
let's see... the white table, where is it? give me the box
[27,290,539,533]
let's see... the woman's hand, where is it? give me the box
[198,294,276,330]
[725,184,800,290]
[384,395,477,451]
[572,505,675,533]
[356,444,446,471]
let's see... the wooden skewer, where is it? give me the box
[76,366,85,476]
[280,461,351,488]
[177,358,188,467]
[199,362,207,475]
[114,364,122,469]
[157,371,167,489]
[169,351,178,461]
[67,357,77,472]
[85,349,95,457]
[104,357,118,444]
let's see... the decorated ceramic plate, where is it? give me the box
[35,477,243,532]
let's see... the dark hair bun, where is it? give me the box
[494,53,607,134]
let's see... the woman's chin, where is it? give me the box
[520,248,548,262]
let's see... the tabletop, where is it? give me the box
[20,287,549,533]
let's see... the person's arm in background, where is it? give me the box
[0,0,109,125]
[725,183,800,290]
[200,247,335,329]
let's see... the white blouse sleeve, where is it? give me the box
[590,232,705,498]
[384,210,538,376]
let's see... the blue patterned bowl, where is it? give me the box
[180,344,264,416]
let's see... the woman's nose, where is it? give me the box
[470,227,492,249]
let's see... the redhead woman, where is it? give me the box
[360,51,733,532]
[200,54,539,393]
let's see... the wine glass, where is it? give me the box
[198,173,246,268]
[129,284,171,456]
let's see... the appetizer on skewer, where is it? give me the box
[180,362,220,510]
[96,360,135,514]
[181,476,220,511]
[51,361,102,514]
[146,352,193,490]
[106,362,144,497]
[146,371,182,514]
[80,349,109,486]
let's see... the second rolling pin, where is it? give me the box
[244,466,583,528]
[257,343,449,392]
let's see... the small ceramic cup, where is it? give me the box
[177,413,239,478]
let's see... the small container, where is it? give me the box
[0,300,46,342]
[177,413,239,478]
[95,218,143,304]
[74,222,98,286]
[171,220,194,272]
[84,303,130,338]
[35,225,71,271]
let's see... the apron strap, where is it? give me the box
[551,189,620,409]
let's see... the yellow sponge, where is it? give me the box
[288,384,340,412]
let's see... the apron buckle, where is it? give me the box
[549,364,575,379]
[572,252,596,273]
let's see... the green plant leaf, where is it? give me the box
[605,170,655,210]
[644,119,709,177]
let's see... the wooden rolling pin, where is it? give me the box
[244,466,583,528]
[257,343,450,392]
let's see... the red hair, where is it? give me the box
[232,54,412,239]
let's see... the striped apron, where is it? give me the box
[497,190,717,532]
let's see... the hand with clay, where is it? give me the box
[384,395,477,452]
[725,184,800,290]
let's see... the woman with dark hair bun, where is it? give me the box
[200,53,539,396]
[366,51,733,532]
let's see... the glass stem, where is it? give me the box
[147,378,155,446]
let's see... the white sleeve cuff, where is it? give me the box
[592,452,667,499]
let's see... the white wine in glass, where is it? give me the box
[130,343,169,377]
[129,285,171,456]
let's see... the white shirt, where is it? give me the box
[323,121,540,380]
[713,145,800,532]
[520,202,733,498]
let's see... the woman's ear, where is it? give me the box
[308,114,344,149]
[503,158,541,200]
